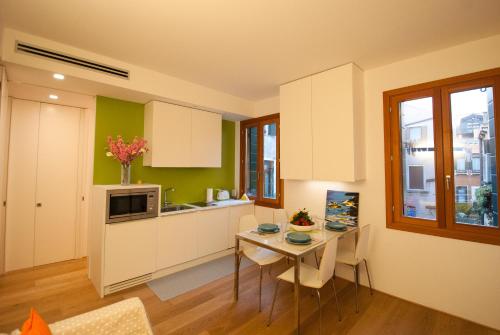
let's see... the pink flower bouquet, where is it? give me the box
[106,135,149,167]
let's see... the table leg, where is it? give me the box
[294,255,301,335]
[234,237,240,302]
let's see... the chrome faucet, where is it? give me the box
[163,187,175,207]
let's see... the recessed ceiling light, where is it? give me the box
[53,73,65,80]
[49,94,59,100]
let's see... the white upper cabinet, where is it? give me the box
[191,109,222,167]
[280,76,313,180]
[280,63,365,182]
[144,101,222,167]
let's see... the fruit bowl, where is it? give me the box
[290,223,316,232]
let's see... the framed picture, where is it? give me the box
[325,190,359,227]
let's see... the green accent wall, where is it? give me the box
[93,96,235,204]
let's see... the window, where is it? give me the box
[384,68,500,245]
[407,165,425,191]
[472,156,481,173]
[456,157,466,173]
[408,126,425,142]
[240,114,283,208]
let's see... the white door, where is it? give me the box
[5,99,40,271]
[196,208,229,257]
[191,109,221,167]
[156,213,198,270]
[280,77,313,180]
[5,100,82,271]
[34,103,82,266]
[104,219,156,285]
[150,102,192,167]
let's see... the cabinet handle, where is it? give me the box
[36,203,42,207]
[445,175,451,190]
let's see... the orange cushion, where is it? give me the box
[20,308,51,335]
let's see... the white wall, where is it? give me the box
[0,67,11,274]
[284,34,500,330]
[253,96,279,118]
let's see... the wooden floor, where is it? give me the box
[0,258,497,335]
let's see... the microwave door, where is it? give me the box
[129,193,148,216]
[108,194,132,219]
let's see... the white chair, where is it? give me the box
[267,237,342,334]
[336,224,373,313]
[238,214,285,311]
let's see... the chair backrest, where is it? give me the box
[239,214,258,232]
[318,237,339,284]
[273,209,289,225]
[355,224,371,261]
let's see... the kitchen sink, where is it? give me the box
[160,204,195,213]
[187,201,217,208]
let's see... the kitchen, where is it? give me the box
[1,2,500,334]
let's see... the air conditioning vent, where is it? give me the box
[15,41,130,79]
[104,273,153,295]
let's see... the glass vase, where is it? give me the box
[121,164,131,185]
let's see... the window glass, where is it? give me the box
[263,123,277,199]
[245,126,258,197]
[450,87,497,227]
[400,97,436,219]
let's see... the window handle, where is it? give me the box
[445,175,451,190]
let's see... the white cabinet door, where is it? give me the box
[34,104,81,266]
[280,77,313,180]
[104,219,156,285]
[227,205,254,248]
[156,213,197,270]
[311,64,364,181]
[191,109,221,167]
[144,101,191,167]
[196,208,229,257]
[5,99,39,271]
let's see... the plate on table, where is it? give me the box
[286,237,312,245]
[326,221,347,231]
[258,223,280,233]
[287,232,312,243]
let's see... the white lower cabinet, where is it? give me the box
[156,213,198,270]
[228,204,254,248]
[196,208,230,257]
[104,219,156,285]
[155,204,255,272]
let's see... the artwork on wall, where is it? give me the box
[325,190,359,227]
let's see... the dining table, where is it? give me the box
[233,224,358,335]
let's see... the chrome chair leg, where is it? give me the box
[364,259,373,295]
[316,289,322,334]
[267,280,281,326]
[353,265,359,313]
[259,265,263,312]
[331,278,342,321]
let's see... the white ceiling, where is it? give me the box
[1,0,500,100]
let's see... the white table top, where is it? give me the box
[236,226,357,257]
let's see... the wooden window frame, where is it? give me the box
[240,113,284,208]
[384,67,500,245]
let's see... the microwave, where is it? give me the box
[106,187,159,224]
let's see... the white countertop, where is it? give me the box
[159,199,254,216]
[93,183,161,190]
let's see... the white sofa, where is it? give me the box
[8,297,153,335]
